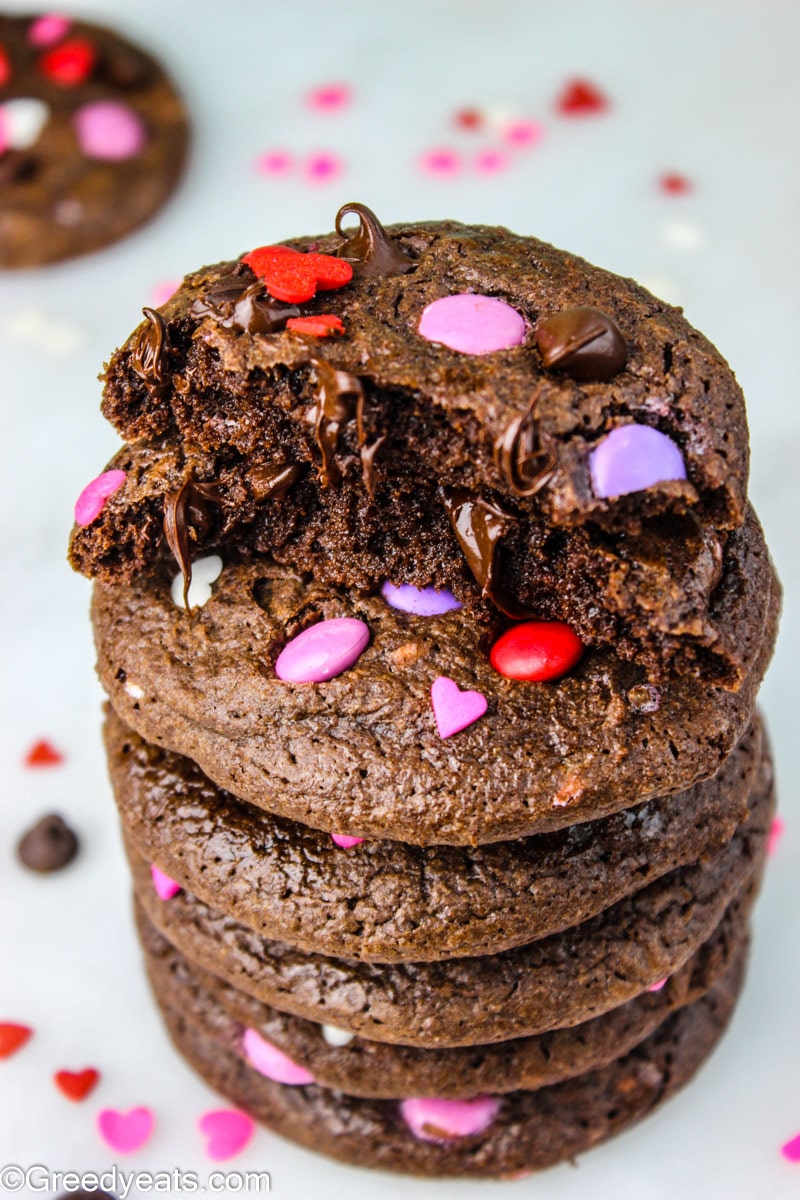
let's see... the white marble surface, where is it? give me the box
[0,1,798,1197]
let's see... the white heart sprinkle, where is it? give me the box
[321,1025,354,1047]
[171,555,223,609]
[1,97,49,149]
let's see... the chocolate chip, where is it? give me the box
[535,305,627,382]
[17,814,79,873]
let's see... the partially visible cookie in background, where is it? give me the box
[0,12,189,268]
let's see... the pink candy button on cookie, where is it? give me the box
[400,1096,501,1143]
[275,617,370,683]
[590,424,686,499]
[74,469,126,526]
[418,293,527,355]
[73,100,147,160]
[242,1029,315,1085]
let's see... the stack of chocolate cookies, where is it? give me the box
[69,207,779,1178]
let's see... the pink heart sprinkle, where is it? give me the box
[648,978,668,993]
[151,864,181,901]
[303,152,342,185]
[331,834,365,849]
[474,150,508,175]
[74,469,126,526]
[768,816,785,856]
[242,1028,315,1085]
[419,147,461,177]
[307,83,351,111]
[73,101,147,161]
[503,119,544,148]
[150,279,180,307]
[256,150,293,176]
[28,13,71,46]
[97,1107,154,1154]
[199,1109,255,1161]
[401,1096,501,1143]
[431,676,488,739]
[782,1131,800,1163]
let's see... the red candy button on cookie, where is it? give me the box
[39,38,97,86]
[0,45,12,86]
[242,244,353,303]
[490,621,584,682]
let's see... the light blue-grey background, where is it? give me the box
[0,2,797,1197]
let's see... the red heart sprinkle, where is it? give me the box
[0,1023,33,1059]
[39,38,97,86]
[659,172,693,195]
[0,45,12,86]
[454,107,483,130]
[242,245,353,303]
[54,1067,100,1101]
[557,78,609,116]
[286,314,345,338]
[490,621,584,683]
[24,739,64,767]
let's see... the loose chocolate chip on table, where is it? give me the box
[17,813,79,872]
[535,305,627,381]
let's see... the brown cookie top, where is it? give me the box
[138,889,751,1099]
[92,512,777,845]
[0,13,188,267]
[155,951,745,1178]
[127,762,771,1049]
[69,213,753,681]
[110,707,761,961]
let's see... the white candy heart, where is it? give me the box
[1,98,49,150]
[171,555,223,609]
[321,1025,354,1047]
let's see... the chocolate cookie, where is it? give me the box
[0,13,188,267]
[93,518,777,845]
[109,707,762,961]
[69,213,755,683]
[153,951,746,1178]
[138,888,752,1099]
[127,760,772,1048]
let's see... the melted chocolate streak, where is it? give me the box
[163,478,222,609]
[131,308,172,400]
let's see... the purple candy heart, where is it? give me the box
[381,582,462,616]
[275,617,370,683]
[589,424,686,499]
[417,294,527,355]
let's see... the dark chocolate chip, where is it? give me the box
[334,202,416,276]
[535,305,627,382]
[17,814,79,873]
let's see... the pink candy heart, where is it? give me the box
[199,1109,255,1161]
[430,676,488,738]
[97,1106,154,1154]
[150,864,181,901]
[242,1028,315,1085]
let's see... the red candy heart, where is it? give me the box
[557,79,608,116]
[39,38,97,86]
[242,244,353,303]
[286,314,345,338]
[24,739,64,767]
[0,1023,32,1059]
[0,45,11,86]
[54,1067,100,1101]
[490,621,584,682]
